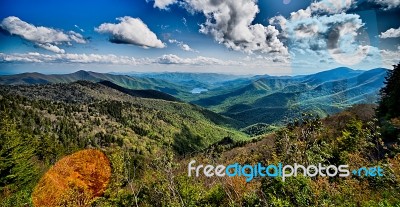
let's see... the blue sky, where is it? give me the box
[0,0,399,75]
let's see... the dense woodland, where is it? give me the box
[0,64,399,206]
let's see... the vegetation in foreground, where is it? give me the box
[0,64,399,206]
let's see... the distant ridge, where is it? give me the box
[191,67,389,125]
[0,68,389,126]
[300,67,364,85]
[98,80,180,102]
[0,70,189,97]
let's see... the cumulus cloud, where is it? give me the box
[164,0,356,56]
[95,16,165,48]
[0,16,86,53]
[270,0,359,35]
[285,0,355,21]
[276,13,364,50]
[149,0,354,55]
[379,27,400,38]
[148,0,292,55]
[176,0,288,55]
[267,0,381,67]
[152,0,177,9]
[309,0,354,14]
[168,39,196,52]
[289,8,312,21]
[269,3,368,65]
[369,0,400,10]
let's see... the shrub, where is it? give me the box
[32,149,111,207]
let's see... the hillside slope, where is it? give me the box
[98,80,181,102]
[0,70,190,97]
[193,68,387,125]
[0,81,246,153]
[0,81,248,206]
[0,68,388,127]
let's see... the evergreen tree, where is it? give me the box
[377,63,400,142]
[0,115,38,205]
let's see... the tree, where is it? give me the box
[32,149,111,207]
[377,63,400,142]
[0,115,38,205]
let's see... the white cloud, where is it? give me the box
[380,48,400,67]
[289,8,312,21]
[287,0,354,21]
[168,39,197,52]
[95,16,165,48]
[379,27,400,38]
[0,52,139,65]
[182,17,187,26]
[181,0,288,55]
[0,52,43,63]
[328,45,371,65]
[289,45,399,71]
[243,54,290,64]
[370,0,400,10]
[0,16,86,53]
[36,43,66,54]
[1,16,69,43]
[281,13,364,50]
[74,24,84,32]
[155,54,232,65]
[270,6,367,65]
[0,52,299,74]
[159,0,357,56]
[0,52,241,66]
[153,0,177,9]
[309,0,354,14]
[68,31,86,44]
[359,46,400,68]
[266,0,379,68]
[147,0,293,55]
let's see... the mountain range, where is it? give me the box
[1,67,396,206]
[0,67,388,127]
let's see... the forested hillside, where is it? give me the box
[0,68,388,127]
[193,68,387,125]
[0,70,191,98]
[0,65,399,206]
[0,81,247,206]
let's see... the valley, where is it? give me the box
[0,67,388,128]
[1,65,399,206]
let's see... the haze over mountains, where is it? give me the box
[192,67,387,125]
[0,67,388,127]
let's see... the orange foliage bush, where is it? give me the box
[32,149,111,207]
